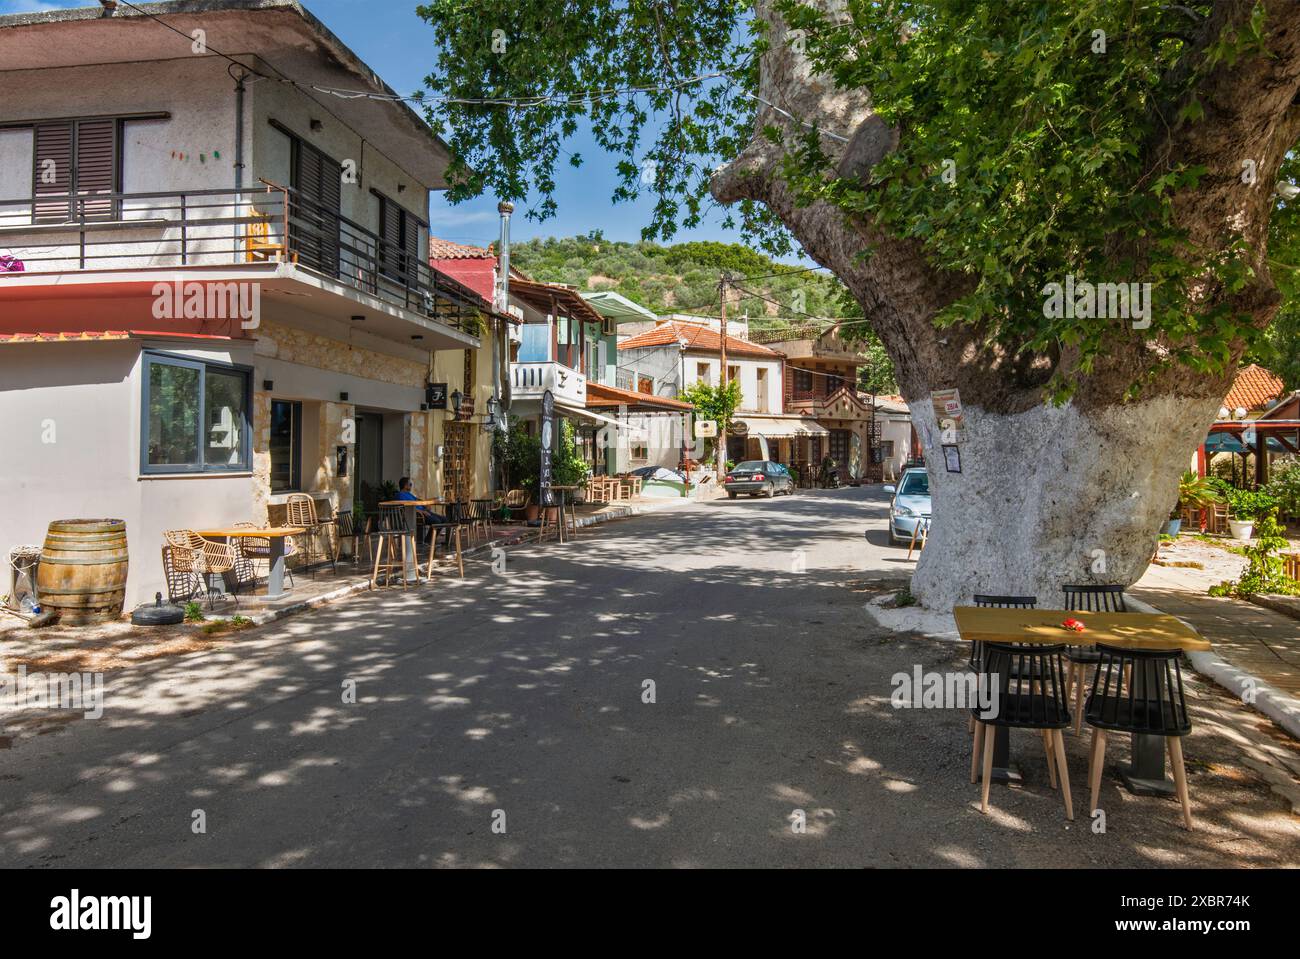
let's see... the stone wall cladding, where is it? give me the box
[256,319,426,388]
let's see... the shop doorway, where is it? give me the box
[354,412,385,510]
[443,421,473,502]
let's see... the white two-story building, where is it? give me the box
[618,317,827,469]
[0,0,500,609]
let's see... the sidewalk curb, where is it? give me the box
[1126,595,1300,740]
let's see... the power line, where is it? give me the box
[118,1,734,110]
[735,264,832,281]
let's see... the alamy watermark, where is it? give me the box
[0,665,104,719]
[890,666,999,719]
[1041,274,1151,328]
[151,280,261,330]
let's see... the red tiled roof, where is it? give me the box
[618,321,781,359]
[428,238,493,260]
[1224,364,1285,412]
[586,381,694,411]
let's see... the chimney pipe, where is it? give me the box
[496,201,515,414]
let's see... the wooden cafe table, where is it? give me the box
[197,526,304,602]
[541,485,580,544]
[953,606,1210,795]
[378,499,442,582]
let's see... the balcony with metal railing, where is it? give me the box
[0,180,484,346]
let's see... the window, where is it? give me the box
[32,117,120,223]
[899,471,930,496]
[696,362,712,385]
[142,352,250,474]
[630,441,649,461]
[755,368,769,413]
[285,127,341,275]
[793,368,813,393]
[374,190,424,283]
[829,428,851,465]
[270,400,303,492]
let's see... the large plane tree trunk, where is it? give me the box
[713,0,1300,610]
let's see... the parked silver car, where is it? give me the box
[883,468,931,544]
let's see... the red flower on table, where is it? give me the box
[1061,617,1086,632]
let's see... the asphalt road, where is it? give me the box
[1,486,1297,867]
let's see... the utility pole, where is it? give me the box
[717,273,728,483]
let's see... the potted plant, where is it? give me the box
[1166,470,1219,536]
[1226,487,1279,541]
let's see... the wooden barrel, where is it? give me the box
[36,519,129,625]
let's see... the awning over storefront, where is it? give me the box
[556,401,649,436]
[734,415,829,438]
[586,381,694,413]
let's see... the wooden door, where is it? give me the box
[443,421,472,502]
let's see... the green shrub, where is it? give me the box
[1207,512,1300,597]
[1264,459,1300,520]
[1226,487,1279,521]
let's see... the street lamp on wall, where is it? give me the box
[482,395,501,433]
[451,390,463,417]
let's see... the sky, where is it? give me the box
[1,0,787,257]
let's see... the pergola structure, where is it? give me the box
[1200,413,1300,486]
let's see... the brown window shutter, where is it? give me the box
[33,122,73,223]
[291,140,340,274]
[380,196,402,277]
[73,117,117,219]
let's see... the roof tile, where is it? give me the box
[618,321,780,358]
[428,238,493,260]
[1224,364,1286,412]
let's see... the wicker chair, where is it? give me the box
[502,488,531,519]
[286,493,335,576]
[162,529,240,608]
[231,522,297,588]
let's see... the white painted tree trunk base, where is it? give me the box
[908,395,1221,611]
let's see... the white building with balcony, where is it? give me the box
[618,318,825,466]
[0,0,498,608]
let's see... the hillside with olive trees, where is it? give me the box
[509,234,897,392]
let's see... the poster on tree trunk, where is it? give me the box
[930,389,965,443]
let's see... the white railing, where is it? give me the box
[510,361,587,406]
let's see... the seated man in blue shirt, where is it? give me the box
[397,476,448,544]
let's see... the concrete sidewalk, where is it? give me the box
[1133,540,1300,741]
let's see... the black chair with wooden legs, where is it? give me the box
[971,642,1074,821]
[368,505,412,589]
[968,595,1038,733]
[425,520,465,579]
[1085,643,1194,830]
[1063,584,1128,734]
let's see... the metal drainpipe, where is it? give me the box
[496,201,514,413]
[233,69,247,249]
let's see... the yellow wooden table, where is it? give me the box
[953,606,1210,652]
[953,605,1209,794]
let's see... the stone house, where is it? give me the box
[0,0,499,608]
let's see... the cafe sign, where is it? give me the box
[539,389,555,507]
